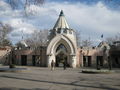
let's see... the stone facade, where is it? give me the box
[0,10,119,68]
[109,41,120,68]
[47,10,77,68]
[77,42,110,68]
[14,46,47,66]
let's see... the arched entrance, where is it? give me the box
[55,44,69,67]
[47,35,77,68]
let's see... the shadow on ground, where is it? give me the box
[0,87,48,90]
[1,75,119,90]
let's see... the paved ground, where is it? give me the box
[0,66,120,90]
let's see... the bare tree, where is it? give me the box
[106,33,120,45]
[82,37,93,47]
[25,29,48,48]
[0,22,12,46]
[15,41,27,48]
[24,0,45,16]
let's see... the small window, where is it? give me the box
[63,30,67,33]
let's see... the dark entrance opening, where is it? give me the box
[111,51,120,68]
[55,53,68,67]
[12,55,16,64]
[83,56,92,67]
[83,56,86,67]
[55,44,69,67]
[21,55,27,65]
[112,56,120,68]
[97,56,103,66]
[32,55,40,66]
[88,56,91,66]
[32,55,36,66]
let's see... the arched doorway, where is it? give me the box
[55,44,69,67]
[47,35,77,68]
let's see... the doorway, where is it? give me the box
[32,55,40,66]
[97,56,103,66]
[32,55,36,66]
[55,44,69,67]
[113,56,120,68]
[83,56,92,67]
[55,52,68,67]
[21,55,27,65]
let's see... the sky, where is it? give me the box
[0,0,120,45]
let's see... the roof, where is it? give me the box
[53,10,69,29]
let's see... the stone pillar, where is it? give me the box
[47,55,51,67]
[70,55,76,68]
[47,54,55,67]
[80,53,83,67]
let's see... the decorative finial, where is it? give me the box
[59,10,64,16]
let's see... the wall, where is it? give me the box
[14,47,47,66]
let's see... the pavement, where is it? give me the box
[0,66,120,90]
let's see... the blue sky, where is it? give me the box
[0,0,120,45]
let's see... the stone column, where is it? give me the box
[47,54,55,67]
[47,55,51,67]
[80,53,83,67]
[70,55,76,68]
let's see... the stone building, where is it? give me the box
[109,41,120,68]
[0,10,119,68]
[14,46,47,66]
[78,41,110,68]
[47,10,77,68]
[13,10,77,68]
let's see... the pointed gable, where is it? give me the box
[53,10,69,29]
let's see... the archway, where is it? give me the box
[55,44,69,67]
[47,35,77,68]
